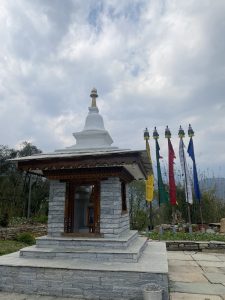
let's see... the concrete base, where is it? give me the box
[20,237,147,262]
[0,242,168,300]
[36,230,138,249]
[21,231,146,263]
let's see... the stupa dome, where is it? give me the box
[83,106,105,131]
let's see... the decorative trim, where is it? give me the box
[43,167,134,183]
[17,151,149,178]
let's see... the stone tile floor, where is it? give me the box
[169,250,225,300]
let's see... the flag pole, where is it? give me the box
[153,127,160,207]
[153,127,169,208]
[144,128,154,230]
[199,203,204,230]
[165,126,177,224]
[178,126,192,229]
[188,124,203,230]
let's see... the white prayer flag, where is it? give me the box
[179,139,193,204]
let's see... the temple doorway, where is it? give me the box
[64,182,100,235]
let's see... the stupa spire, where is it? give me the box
[90,88,98,108]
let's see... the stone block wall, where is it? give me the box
[48,180,66,237]
[0,225,47,240]
[0,265,168,300]
[119,186,130,234]
[100,177,130,238]
[47,178,130,238]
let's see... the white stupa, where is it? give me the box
[57,88,118,152]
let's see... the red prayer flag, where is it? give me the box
[168,139,176,205]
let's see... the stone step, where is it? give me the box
[36,230,138,249]
[20,236,147,262]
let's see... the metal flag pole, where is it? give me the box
[153,127,160,207]
[144,128,153,231]
[188,124,204,230]
[165,126,176,224]
[178,126,192,230]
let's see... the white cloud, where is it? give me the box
[0,0,224,176]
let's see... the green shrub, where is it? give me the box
[131,209,148,231]
[15,232,35,245]
[148,231,225,242]
[32,215,48,224]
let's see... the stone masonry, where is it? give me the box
[0,265,168,300]
[100,177,130,238]
[47,177,129,238]
[0,242,169,300]
[0,225,47,240]
[47,180,66,237]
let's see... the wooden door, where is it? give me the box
[64,181,100,235]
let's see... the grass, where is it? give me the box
[148,231,225,242]
[0,240,29,256]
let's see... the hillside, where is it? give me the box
[200,177,225,201]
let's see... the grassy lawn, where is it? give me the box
[148,231,225,242]
[0,240,28,256]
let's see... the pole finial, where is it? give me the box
[178,125,185,138]
[90,88,98,107]
[165,125,171,139]
[153,126,159,140]
[188,124,194,137]
[144,127,150,140]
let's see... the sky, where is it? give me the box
[0,0,225,178]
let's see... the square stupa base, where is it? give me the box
[0,241,168,300]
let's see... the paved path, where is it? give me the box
[169,250,225,300]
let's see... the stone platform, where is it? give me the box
[20,236,147,262]
[0,241,168,300]
[20,231,147,263]
[36,230,138,249]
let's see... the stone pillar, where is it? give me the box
[47,180,66,237]
[119,185,130,235]
[100,177,130,238]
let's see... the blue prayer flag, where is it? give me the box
[187,137,201,201]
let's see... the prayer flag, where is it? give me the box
[155,139,168,205]
[146,139,154,202]
[179,139,193,204]
[168,139,176,205]
[187,137,201,201]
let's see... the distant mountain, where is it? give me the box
[199,178,225,201]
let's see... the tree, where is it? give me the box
[0,145,17,174]
[0,142,49,223]
[18,142,42,157]
[129,180,150,230]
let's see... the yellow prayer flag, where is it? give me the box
[145,138,154,202]
[146,174,154,202]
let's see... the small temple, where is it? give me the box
[16,88,151,240]
[0,89,168,299]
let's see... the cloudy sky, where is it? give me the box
[0,0,225,178]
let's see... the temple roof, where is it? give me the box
[13,148,151,180]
